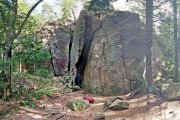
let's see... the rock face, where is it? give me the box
[35,11,163,96]
[71,11,147,96]
[36,20,74,76]
[50,29,70,76]
[70,10,87,84]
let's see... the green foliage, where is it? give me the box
[163,57,174,77]
[155,11,174,78]
[62,79,67,85]
[57,0,77,21]
[131,79,145,90]
[0,110,7,117]
[36,67,53,78]
[84,0,116,15]
[30,89,52,100]
[20,99,35,109]
[41,2,57,21]
[0,0,42,56]
[33,13,46,26]
[23,50,51,65]
[0,60,11,72]
[11,107,20,114]
[11,43,52,76]
[16,87,29,97]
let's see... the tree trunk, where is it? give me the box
[2,46,12,98]
[71,10,77,25]
[145,0,154,93]
[173,0,179,82]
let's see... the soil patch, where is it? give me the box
[2,89,180,120]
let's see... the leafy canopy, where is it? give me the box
[84,0,117,14]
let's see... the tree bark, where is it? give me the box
[145,0,154,93]
[173,0,179,82]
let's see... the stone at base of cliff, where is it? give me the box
[67,98,89,111]
[162,83,180,100]
[44,104,64,114]
[108,99,129,110]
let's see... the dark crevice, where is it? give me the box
[114,12,131,24]
[77,15,102,75]
[119,25,138,91]
[119,25,129,83]
[49,48,56,76]
[68,28,73,72]
[75,49,83,70]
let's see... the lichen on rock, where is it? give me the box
[67,98,89,111]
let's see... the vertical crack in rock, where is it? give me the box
[117,12,136,91]
[118,28,129,83]
[114,12,132,81]
[78,15,102,74]
[68,28,73,72]
[78,11,150,95]
[120,31,129,80]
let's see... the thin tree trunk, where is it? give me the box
[173,0,179,82]
[2,47,12,98]
[71,10,77,25]
[145,0,153,93]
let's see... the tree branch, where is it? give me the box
[153,1,167,9]
[11,0,18,36]
[14,0,43,40]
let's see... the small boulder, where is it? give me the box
[108,99,129,110]
[162,83,180,100]
[71,86,81,91]
[66,83,80,91]
[44,104,64,114]
[94,114,105,120]
[67,98,89,111]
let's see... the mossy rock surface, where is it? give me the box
[67,98,89,111]
[162,83,180,100]
[108,99,129,110]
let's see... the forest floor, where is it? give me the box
[1,88,180,120]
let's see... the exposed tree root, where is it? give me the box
[126,80,146,100]
[126,81,160,100]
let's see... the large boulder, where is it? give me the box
[36,20,74,76]
[50,29,70,76]
[71,11,147,95]
[71,11,164,96]
[84,12,147,95]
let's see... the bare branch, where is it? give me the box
[153,1,167,9]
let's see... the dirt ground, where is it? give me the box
[2,88,180,120]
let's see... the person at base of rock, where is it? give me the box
[77,71,81,88]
